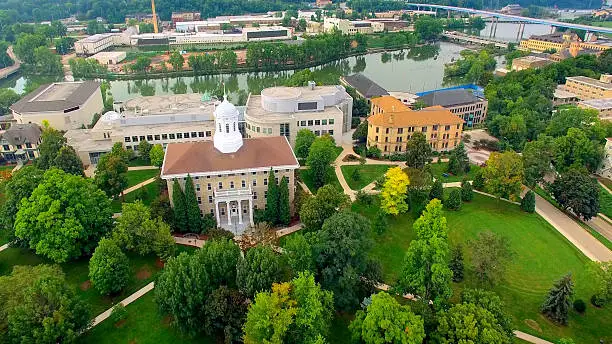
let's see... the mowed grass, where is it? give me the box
[341,165,393,190]
[353,193,611,343]
[297,167,342,194]
[599,185,612,219]
[79,292,215,344]
[428,161,481,183]
[126,169,159,188]
[111,182,160,213]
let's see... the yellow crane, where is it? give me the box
[151,0,159,34]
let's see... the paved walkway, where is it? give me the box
[0,243,9,252]
[88,282,155,329]
[276,223,303,237]
[128,166,158,171]
[597,179,612,195]
[587,215,612,242]
[535,194,612,262]
[174,236,206,248]
[122,177,157,195]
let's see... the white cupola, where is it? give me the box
[213,95,243,153]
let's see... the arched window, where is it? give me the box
[225,123,230,133]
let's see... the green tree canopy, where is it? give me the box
[434,302,512,344]
[470,231,512,286]
[405,132,432,169]
[183,175,202,233]
[295,128,316,160]
[299,184,350,231]
[541,273,574,325]
[52,145,84,176]
[549,168,600,220]
[0,165,43,233]
[36,125,67,170]
[149,144,164,167]
[94,147,129,199]
[482,151,524,200]
[89,237,130,295]
[237,245,282,298]
[306,136,336,188]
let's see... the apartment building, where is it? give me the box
[367,96,464,153]
[563,75,612,100]
[244,83,352,145]
[0,123,42,163]
[417,88,488,127]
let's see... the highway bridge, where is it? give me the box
[442,31,509,49]
[405,3,612,36]
[0,46,20,80]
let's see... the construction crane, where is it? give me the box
[151,0,159,34]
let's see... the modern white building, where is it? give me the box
[74,34,115,56]
[161,96,299,234]
[89,51,127,65]
[244,83,353,145]
[10,81,103,131]
[131,26,292,47]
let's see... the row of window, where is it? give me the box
[198,190,269,206]
[450,104,484,114]
[195,176,281,192]
[2,143,34,151]
[374,131,459,143]
[374,124,460,134]
[175,169,291,181]
[297,118,335,127]
[247,123,273,134]
[378,140,456,152]
[124,131,212,143]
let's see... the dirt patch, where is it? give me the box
[524,319,542,333]
[342,154,361,162]
[80,280,92,291]
[136,267,152,280]
[114,319,127,328]
[128,339,137,344]
[155,258,165,269]
[161,315,173,327]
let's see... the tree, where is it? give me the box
[405,132,432,169]
[95,151,128,199]
[295,128,316,160]
[350,292,425,344]
[523,134,555,187]
[352,121,368,143]
[52,145,84,176]
[15,168,113,263]
[445,189,462,210]
[473,170,485,190]
[278,176,291,226]
[306,136,336,188]
[299,184,350,231]
[588,261,612,307]
[399,199,453,305]
[283,233,314,276]
[265,169,280,224]
[31,46,63,75]
[554,127,603,173]
[461,179,473,202]
[546,106,602,138]
[435,303,512,344]
[414,16,443,41]
[168,51,185,71]
[447,142,470,175]
[14,33,46,64]
[0,88,20,116]
[55,36,75,55]
[482,151,524,200]
[430,179,444,200]
[541,273,574,325]
[314,211,379,310]
[380,166,410,215]
[521,190,536,213]
[204,286,248,343]
[7,275,90,343]
[149,144,164,167]
[138,140,152,162]
[89,237,130,295]
[449,244,464,282]
[244,272,334,344]
[113,201,175,259]
[37,125,66,170]
[549,169,600,220]
[131,56,152,74]
[237,245,282,298]
[461,289,514,337]
[470,231,512,286]
[184,175,202,233]
[0,166,43,233]
[172,179,188,232]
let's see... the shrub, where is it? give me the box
[388,152,405,161]
[366,146,382,159]
[473,171,485,190]
[521,190,536,213]
[445,189,462,210]
[373,210,388,235]
[461,179,474,202]
[591,294,606,307]
[110,304,128,324]
[573,299,586,313]
[356,190,374,205]
[449,244,464,282]
[430,179,444,201]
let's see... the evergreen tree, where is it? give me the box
[265,169,280,224]
[521,190,536,213]
[447,142,470,175]
[541,273,574,325]
[445,189,462,210]
[430,179,444,200]
[449,244,464,282]
[278,176,291,226]
[473,171,486,190]
[172,179,188,232]
[183,175,202,233]
[461,179,474,202]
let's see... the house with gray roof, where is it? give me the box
[341,73,388,101]
[0,123,42,163]
[10,81,103,131]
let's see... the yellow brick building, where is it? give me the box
[366,96,464,153]
[519,32,612,54]
[564,75,612,101]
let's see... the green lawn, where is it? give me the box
[126,169,159,188]
[428,161,481,183]
[128,158,151,167]
[599,185,612,219]
[297,167,342,194]
[0,164,15,173]
[341,165,393,190]
[597,177,612,191]
[111,182,160,213]
[353,194,611,343]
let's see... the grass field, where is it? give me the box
[340,164,393,190]
[428,161,481,183]
[111,182,160,213]
[126,169,159,188]
[599,185,612,219]
[353,193,611,343]
[297,167,342,194]
[128,158,151,167]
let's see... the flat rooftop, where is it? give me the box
[78,34,113,43]
[121,94,218,116]
[566,76,612,90]
[11,81,101,114]
[579,98,612,109]
[554,87,578,99]
[260,85,345,100]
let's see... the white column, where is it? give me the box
[226,201,232,225]
[248,198,254,226]
[238,200,243,224]
[215,200,220,225]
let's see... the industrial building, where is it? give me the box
[10,81,103,131]
[89,51,127,65]
[74,34,116,56]
[340,74,389,102]
[323,18,385,34]
[175,15,284,32]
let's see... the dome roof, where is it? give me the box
[100,111,121,123]
[214,97,239,119]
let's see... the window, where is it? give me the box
[385,128,390,134]
[315,120,321,125]
[206,131,212,137]
[196,184,200,191]
[253,192,258,200]
[124,137,131,143]
[385,137,388,143]
[15,145,21,149]
[445,125,450,131]
[280,123,290,139]
[139,136,145,141]
[218,182,223,189]
[162,134,168,140]
[197,197,201,204]
[147,135,153,141]
[242,180,246,188]
[253,179,257,186]
[329,130,334,135]
[397,137,403,142]
[308,120,314,126]
[264,178,268,186]
[376,127,379,133]
[25,143,32,149]
[264,191,268,199]
[329,119,334,124]
[230,181,234,189]
[322,119,327,125]
[198,132,205,137]
[375,135,378,141]
[132,136,139,142]
[184,132,190,138]
[422,127,427,132]
[397,128,403,134]
[314,130,320,136]
[298,102,318,110]
[207,183,212,190]
[154,135,160,141]
[176,133,183,139]
[208,196,213,203]
[432,125,438,131]
[192,132,197,138]
[300,120,306,126]
[169,133,176,139]
[256,127,260,133]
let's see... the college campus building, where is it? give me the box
[323,18,385,34]
[511,55,553,71]
[65,93,223,166]
[10,81,103,131]
[367,96,464,154]
[519,32,612,58]
[0,123,42,163]
[244,83,352,145]
[161,97,299,234]
[417,88,488,127]
[562,75,612,101]
[579,98,612,121]
[341,73,389,102]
